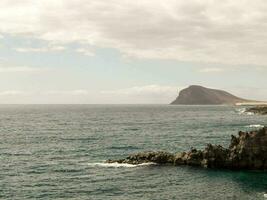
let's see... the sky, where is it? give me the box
[0,0,267,104]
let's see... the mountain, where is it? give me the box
[170,85,253,105]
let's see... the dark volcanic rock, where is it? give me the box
[106,151,174,165]
[246,106,267,115]
[201,144,229,168]
[227,129,267,169]
[171,85,251,105]
[107,128,267,170]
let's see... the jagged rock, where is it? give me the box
[227,128,267,169]
[106,128,267,170]
[200,144,228,168]
[246,106,267,115]
[184,148,203,166]
[106,151,174,165]
[173,152,186,165]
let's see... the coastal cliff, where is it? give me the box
[107,128,267,170]
[171,85,251,105]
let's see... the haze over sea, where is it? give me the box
[2,104,267,200]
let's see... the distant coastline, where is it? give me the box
[235,102,267,106]
[171,85,265,105]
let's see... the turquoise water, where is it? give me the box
[1,105,267,199]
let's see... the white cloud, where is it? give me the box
[227,86,267,101]
[75,48,95,56]
[102,85,177,95]
[199,67,224,73]
[101,85,181,103]
[1,0,267,65]
[43,89,89,95]
[0,90,28,96]
[0,57,6,62]
[14,45,65,53]
[0,89,88,97]
[0,66,49,72]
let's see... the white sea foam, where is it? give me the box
[236,108,254,115]
[264,193,267,198]
[246,112,254,116]
[237,108,246,114]
[246,124,264,128]
[88,162,156,168]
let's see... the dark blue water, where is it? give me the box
[1,105,267,199]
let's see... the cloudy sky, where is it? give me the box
[0,0,267,104]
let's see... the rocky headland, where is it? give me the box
[246,106,267,115]
[107,128,267,170]
[171,85,255,105]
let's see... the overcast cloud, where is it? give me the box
[1,0,267,65]
[1,1,267,103]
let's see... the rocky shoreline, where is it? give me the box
[107,128,267,170]
[246,106,267,115]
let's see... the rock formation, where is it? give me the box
[246,106,267,115]
[171,85,252,105]
[107,128,267,170]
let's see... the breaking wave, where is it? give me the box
[88,162,156,168]
[246,124,264,128]
[236,108,254,115]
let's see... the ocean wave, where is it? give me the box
[246,124,264,128]
[109,146,139,150]
[246,112,254,116]
[236,108,254,115]
[88,162,156,168]
[236,108,246,114]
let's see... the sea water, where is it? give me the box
[1,105,267,199]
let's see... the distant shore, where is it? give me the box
[235,102,267,106]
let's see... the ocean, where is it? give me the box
[1,105,267,199]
